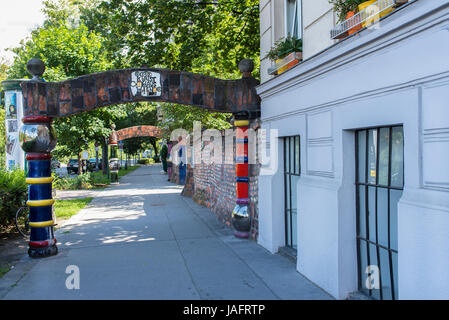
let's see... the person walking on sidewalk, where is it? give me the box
[160,143,168,174]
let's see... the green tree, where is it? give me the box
[0,109,5,169]
[82,0,259,74]
[7,9,126,173]
[7,24,110,81]
[81,0,260,131]
[0,59,8,168]
[160,103,232,132]
[42,0,99,28]
[0,58,7,82]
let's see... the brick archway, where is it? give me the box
[116,125,162,141]
[20,68,259,118]
[16,58,259,257]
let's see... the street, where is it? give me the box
[0,165,332,300]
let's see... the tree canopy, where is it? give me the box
[2,0,261,166]
[81,0,260,130]
[6,5,126,165]
[82,0,260,77]
[0,59,7,168]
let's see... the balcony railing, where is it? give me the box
[330,0,409,40]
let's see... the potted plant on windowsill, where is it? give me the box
[266,35,302,75]
[330,0,409,37]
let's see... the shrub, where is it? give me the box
[0,168,27,227]
[152,155,160,163]
[53,173,93,190]
[75,173,93,189]
[137,157,158,164]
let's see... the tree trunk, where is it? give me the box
[102,140,108,175]
[150,138,159,157]
[77,152,82,175]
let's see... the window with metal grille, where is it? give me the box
[355,126,404,300]
[284,136,301,249]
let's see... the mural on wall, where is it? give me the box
[130,71,162,97]
[4,91,25,170]
[8,160,15,170]
[5,92,17,119]
[6,133,17,155]
[8,120,18,133]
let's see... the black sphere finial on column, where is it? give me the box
[238,59,254,78]
[26,58,46,81]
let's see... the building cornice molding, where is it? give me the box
[261,70,449,122]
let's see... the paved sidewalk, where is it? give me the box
[55,189,103,200]
[0,165,332,300]
[55,189,101,200]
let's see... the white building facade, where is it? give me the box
[257,0,449,299]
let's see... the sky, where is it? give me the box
[0,0,45,64]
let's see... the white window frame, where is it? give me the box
[284,0,303,39]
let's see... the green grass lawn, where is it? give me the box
[54,197,93,220]
[118,165,140,178]
[90,165,140,187]
[0,266,11,278]
[54,165,141,191]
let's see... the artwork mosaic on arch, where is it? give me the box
[130,71,162,97]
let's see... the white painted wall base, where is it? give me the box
[398,188,449,299]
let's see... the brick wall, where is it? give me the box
[178,129,260,241]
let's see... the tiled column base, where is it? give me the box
[232,119,250,238]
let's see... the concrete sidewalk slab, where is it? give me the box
[1,165,333,300]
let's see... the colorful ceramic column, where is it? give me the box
[108,124,119,184]
[20,116,58,257]
[232,119,251,238]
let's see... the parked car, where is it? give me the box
[68,159,96,174]
[67,159,79,174]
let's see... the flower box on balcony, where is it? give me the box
[275,52,303,75]
[330,0,410,40]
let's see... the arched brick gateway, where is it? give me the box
[20,66,260,118]
[116,126,163,141]
[13,58,260,257]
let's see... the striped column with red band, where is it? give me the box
[232,120,251,238]
[20,116,58,258]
